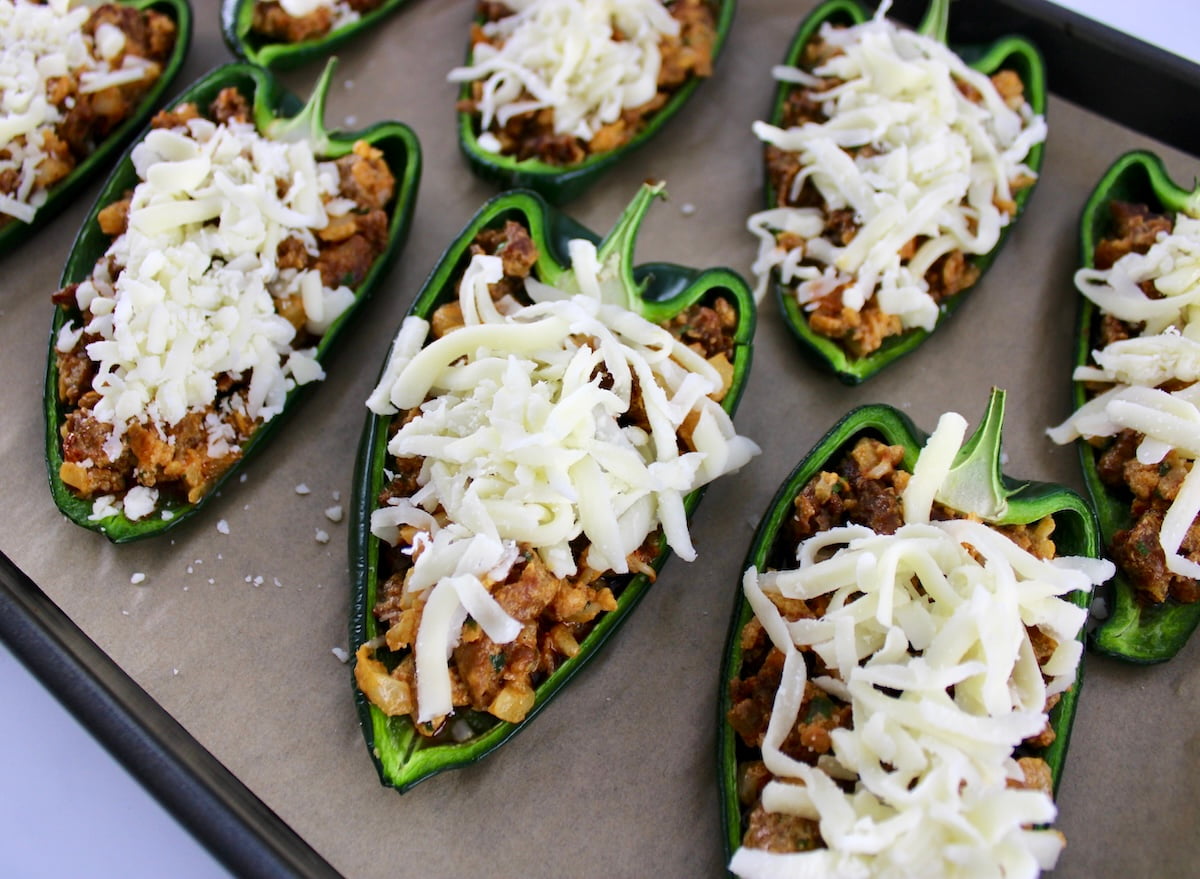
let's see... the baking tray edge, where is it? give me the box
[0,550,342,879]
[2,0,1198,875]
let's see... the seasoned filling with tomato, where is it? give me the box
[1049,202,1200,605]
[0,0,176,227]
[355,218,758,734]
[250,0,384,44]
[746,9,1044,357]
[52,87,395,521]
[450,0,716,166]
[727,432,1109,877]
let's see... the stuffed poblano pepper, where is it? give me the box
[0,0,192,256]
[45,61,421,542]
[719,389,1112,876]
[449,0,735,204]
[220,0,411,70]
[746,0,1047,384]
[1048,151,1200,663]
[351,182,759,791]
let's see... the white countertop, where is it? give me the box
[2,2,1196,877]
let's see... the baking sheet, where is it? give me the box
[1,2,1197,876]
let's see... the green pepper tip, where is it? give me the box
[263,57,338,153]
[936,387,1021,522]
[916,0,950,43]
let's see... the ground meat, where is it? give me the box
[728,437,1066,857]
[458,0,717,165]
[742,803,823,853]
[764,33,1030,356]
[209,88,250,125]
[1094,201,1174,270]
[251,0,385,42]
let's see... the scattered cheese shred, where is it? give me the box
[732,416,1113,879]
[1049,213,1200,578]
[368,240,760,722]
[746,2,1046,330]
[447,0,680,148]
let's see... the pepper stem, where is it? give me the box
[1185,183,1200,219]
[591,181,666,315]
[916,0,950,43]
[263,58,336,154]
[936,387,1015,521]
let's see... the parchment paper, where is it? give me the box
[1,2,1196,877]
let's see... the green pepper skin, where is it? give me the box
[220,0,411,70]
[455,0,736,205]
[44,62,422,542]
[717,395,1101,861]
[0,0,193,256]
[1070,150,1200,663]
[765,0,1046,384]
[351,188,755,792]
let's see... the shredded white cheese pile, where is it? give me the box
[0,0,159,223]
[447,0,680,152]
[745,2,1046,327]
[275,0,361,32]
[1049,212,1200,578]
[59,111,356,518]
[731,414,1113,879]
[367,240,759,721]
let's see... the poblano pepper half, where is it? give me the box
[220,0,411,70]
[1066,150,1200,663]
[758,0,1046,384]
[453,0,736,205]
[45,61,422,542]
[0,0,193,256]
[350,183,756,792]
[718,389,1104,863]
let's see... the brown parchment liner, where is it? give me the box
[0,3,1197,877]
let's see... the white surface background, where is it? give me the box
[1,2,1196,877]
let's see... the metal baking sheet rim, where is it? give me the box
[2,1,1198,877]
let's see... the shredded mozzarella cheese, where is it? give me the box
[447,0,680,148]
[745,3,1046,326]
[368,240,760,722]
[1049,213,1200,577]
[732,416,1113,879]
[0,0,157,223]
